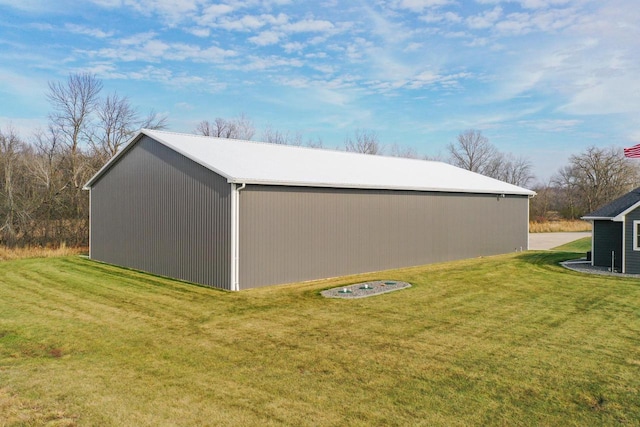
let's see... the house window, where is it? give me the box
[634,220,640,251]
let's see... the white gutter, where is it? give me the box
[230,183,246,291]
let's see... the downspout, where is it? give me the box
[230,183,246,291]
[527,194,532,250]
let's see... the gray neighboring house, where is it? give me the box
[582,187,640,273]
[84,129,536,291]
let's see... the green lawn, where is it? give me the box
[552,236,592,253]
[1,252,639,426]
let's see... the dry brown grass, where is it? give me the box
[0,388,77,426]
[529,220,592,233]
[0,244,87,261]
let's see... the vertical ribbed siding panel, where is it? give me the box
[593,220,622,271]
[89,136,232,289]
[239,186,529,289]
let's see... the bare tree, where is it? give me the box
[552,146,640,217]
[261,125,302,146]
[195,114,254,140]
[306,137,324,149]
[28,127,68,244]
[0,126,23,245]
[497,154,535,187]
[447,129,534,186]
[47,73,102,176]
[530,180,560,221]
[90,93,168,162]
[447,129,498,173]
[140,109,168,131]
[90,93,136,161]
[344,129,382,154]
[388,142,418,159]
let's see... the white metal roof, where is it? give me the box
[85,129,536,196]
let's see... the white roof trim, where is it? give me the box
[84,129,537,196]
[613,200,640,222]
[581,216,616,221]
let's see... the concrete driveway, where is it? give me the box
[528,232,591,250]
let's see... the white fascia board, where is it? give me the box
[581,216,616,221]
[226,178,535,196]
[613,201,640,222]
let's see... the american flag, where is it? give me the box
[624,143,640,158]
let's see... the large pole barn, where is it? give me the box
[84,129,535,290]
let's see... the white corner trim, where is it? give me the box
[230,183,245,291]
[230,184,238,291]
[622,218,627,273]
[88,190,92,259]
[633,220,640,252]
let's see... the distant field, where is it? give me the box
[529,220,592,233]
[0,245,86,261]
[1,251,639,426]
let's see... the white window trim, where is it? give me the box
[633,220,640,251]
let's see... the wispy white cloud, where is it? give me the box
[118,0,201,25]
[394,0,454,12]
[283,41,304,53]
[79,33,237,63]
[420,11,462,23]
[517,119,581,132]
[239,55,304,71]
[217,14,273,31]
[249,30,281,46]
[196,3,235,26]
[65,23,114,38]
[175,102,195,111]
[186,27,211,38]
[80,64,227,92]
[466,6,503,29]
[281,18,334,33]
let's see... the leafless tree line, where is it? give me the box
[446,129,535,187]
[531,146,640,220]
[1,73,632,247]
[0,73,166,247]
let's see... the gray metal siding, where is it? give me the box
[238,186,529,289]
[90,135,232,289]
[624,208,640,273]
[592,220,622,271]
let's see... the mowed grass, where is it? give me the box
[552,237,592,253]
[1,252,640,426]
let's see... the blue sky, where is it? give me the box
[0,0,638,182]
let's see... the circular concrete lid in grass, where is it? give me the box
[321,280,411,299]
